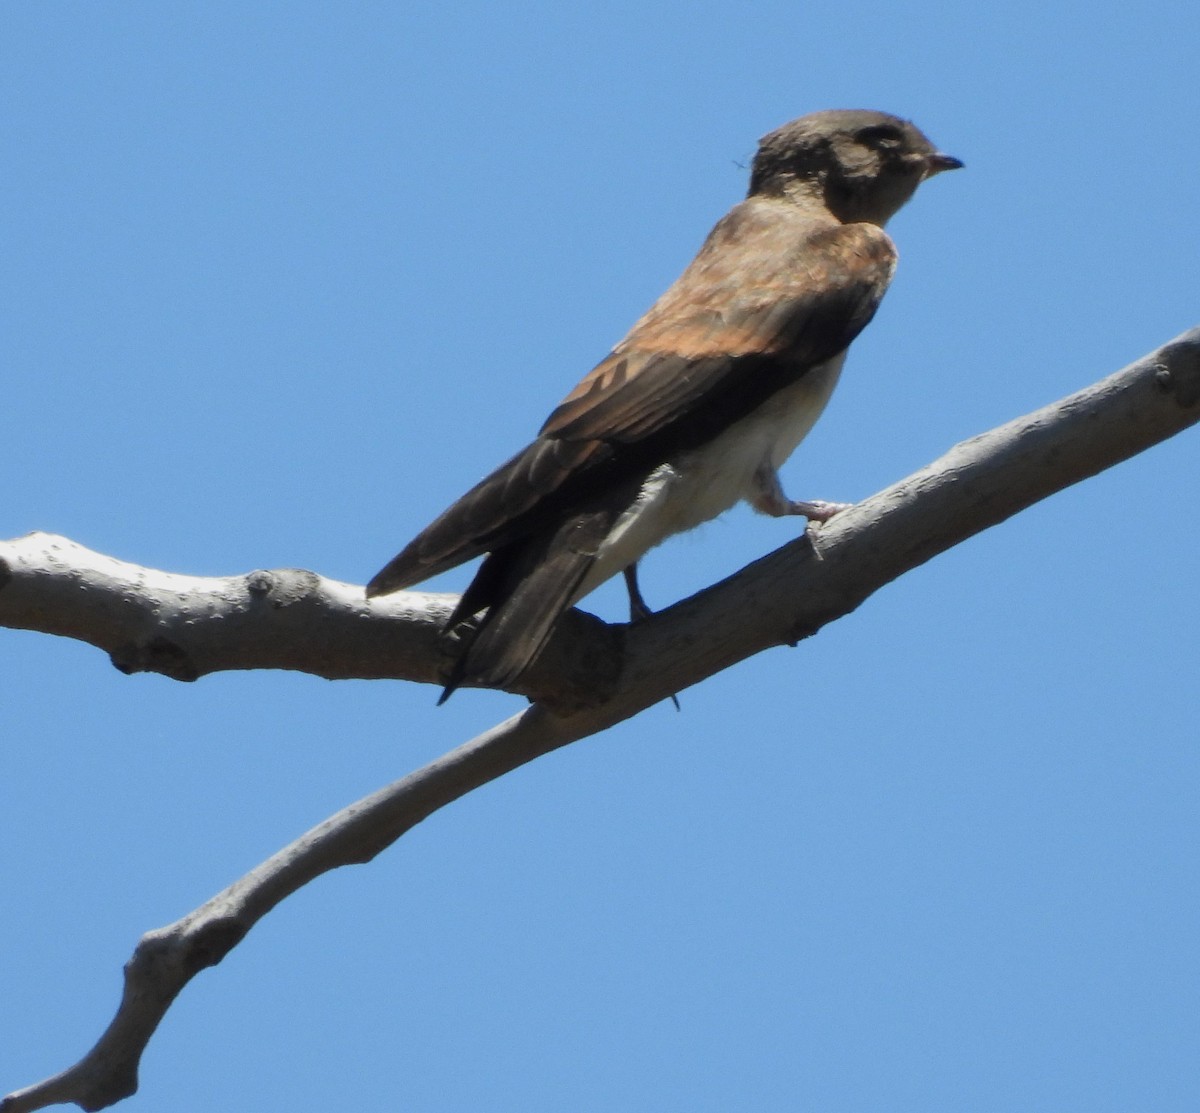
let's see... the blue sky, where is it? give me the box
[2,3,1198,1111]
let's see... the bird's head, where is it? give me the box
[748,109,962,225]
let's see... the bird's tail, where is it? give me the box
[437,508,616,702]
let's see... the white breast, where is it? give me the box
[576,352,846,601]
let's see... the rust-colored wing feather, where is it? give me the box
[366,203,896,598]
[539,216,894,442]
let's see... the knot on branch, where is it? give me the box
[110,637,198,681]
[244,568,323,608]
[518,608,626,713]
[1154,331,1200,407]
[181,917,250,974]
[127,914,248,990]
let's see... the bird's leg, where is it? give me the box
[749,462,852,523]
[622,563,655,623]
[622,563,681,712]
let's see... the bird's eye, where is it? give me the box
[856,124,905,149]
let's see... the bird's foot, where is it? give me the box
[750,463,851,524]
[789,498,852,523]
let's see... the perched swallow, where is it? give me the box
[368,109,961,700]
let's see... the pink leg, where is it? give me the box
[749,463,851,522]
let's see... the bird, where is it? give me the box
[366,109,962,701]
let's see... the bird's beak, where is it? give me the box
[925,151,965,176]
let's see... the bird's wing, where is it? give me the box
[366,209,895,597]
[539,216,896,442]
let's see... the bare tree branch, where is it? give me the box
[0,539,454,682]
[3,328,1198,1112]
